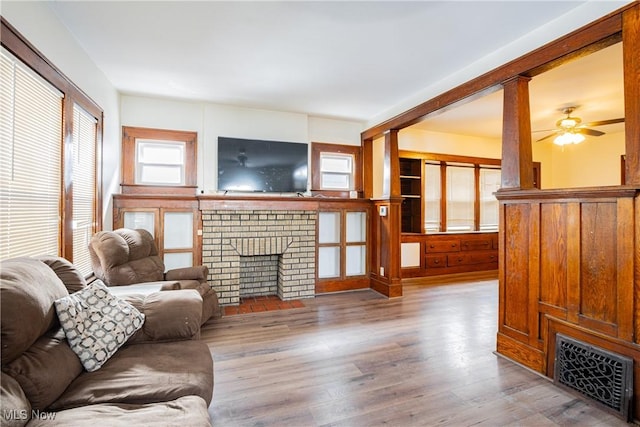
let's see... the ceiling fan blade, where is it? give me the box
[532,128,556,133]
[583,118,624,127]
[578,128,605,137]
[536,132,558,142]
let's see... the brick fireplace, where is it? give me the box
[201,210,316,305]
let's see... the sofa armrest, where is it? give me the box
[125,290,203,344]
[165,265,208,282]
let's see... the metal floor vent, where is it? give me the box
[554,334,633,421]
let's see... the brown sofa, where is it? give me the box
[88,228,222,324]
[0,256,214,426]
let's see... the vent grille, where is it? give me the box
[554,334,633,421]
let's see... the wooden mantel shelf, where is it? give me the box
[197,195,372,211]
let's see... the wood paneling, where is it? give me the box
[539,203,568,310]
[503,204,531,335]
[496,188,640,419]
[580,202,617,328]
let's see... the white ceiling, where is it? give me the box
[49,1,627,136]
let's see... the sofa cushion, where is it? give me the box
[27,396,212,427]
[1,257,69,365]
[0,372,31,427]
[36,256,86,294]
[54,280,145,372]
[125,290,203,344]
[50,340,214,410]
[2,329,83,410]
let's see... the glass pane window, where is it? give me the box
[164,212,193,249]
[123,211,155,236]
[479,168,501,231]
[446,166,475,232]
[320,153,353,190]
[164,252,193,271]
[424,163,441,232]
[346,245,366,276]
[136,140,185,185]
[318,212,340,244]
[318,246,341,278]
[346,211,366,243]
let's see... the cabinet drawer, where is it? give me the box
[425,255,447,268]
[425,240,460,253]
[448,251,498,266]
[461,238,492,251]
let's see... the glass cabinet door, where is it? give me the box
[317,210,367,280]
[318,211,341,278]
[163,211,195,270]
[345,211,366,277]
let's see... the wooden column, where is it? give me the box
[369,129,402,298]
[500,76,534,190]
[623,4,640,185]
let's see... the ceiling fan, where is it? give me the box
[534,106,624,145]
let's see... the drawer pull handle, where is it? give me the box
[430,245,435,248]
[434,259,440,264]
[458,257,463,262]
[451,244,457,247]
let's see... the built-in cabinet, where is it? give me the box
[113,195,202,270]
[401,232,498,278]
[316,205,370,294]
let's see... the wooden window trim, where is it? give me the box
[1,17,103,262]
[311,142,362,198]
[121,126,197,195]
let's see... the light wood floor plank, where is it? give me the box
[202,280,631,426]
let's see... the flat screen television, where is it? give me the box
[217,137,308,193]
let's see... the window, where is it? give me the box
[1,19,102,276]
[121,126,197,195]
[424,163,441,232]
[311,142,362,197]
[0,49,63,258]
[136,140,186,185]
[401,151,507,233]
[320,153,353,190]
[479,167,501,231]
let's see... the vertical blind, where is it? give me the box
[72,105,97,275]
[0,49,63,259]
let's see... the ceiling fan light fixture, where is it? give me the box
[554,131,585,146]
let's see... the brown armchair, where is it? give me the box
[88,228,221,323]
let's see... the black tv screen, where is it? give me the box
[217,137,308,193]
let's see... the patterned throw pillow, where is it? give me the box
[54,280,145,372]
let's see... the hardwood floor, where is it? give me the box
[201,279,633,426]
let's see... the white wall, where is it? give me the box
[2,1,121,229]
[545,131,625,188]
[121,95,364,194]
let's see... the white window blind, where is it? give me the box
[0,49,63,259]
[479,168,501,231]
[71,104,97,275]
[446,165,475,231]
